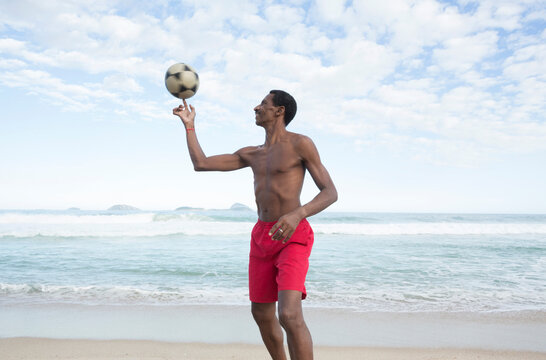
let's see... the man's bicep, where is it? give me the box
[199,152,247,171]
[307,161,335,190]
[299,137,334,189]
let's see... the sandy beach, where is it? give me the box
[1,338,545,360]
[1,304,546,359]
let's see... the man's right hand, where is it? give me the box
[173,99,196,129]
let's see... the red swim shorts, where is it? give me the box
[249,218,314,303]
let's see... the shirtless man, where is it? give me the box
[173,90,337,360]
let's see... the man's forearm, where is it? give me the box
[184,127,208,171]
[296,186,338,220]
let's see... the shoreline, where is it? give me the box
[1,303,545,352]
[2,338,545,360]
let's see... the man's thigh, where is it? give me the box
[251,301,277,322]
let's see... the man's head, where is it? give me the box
[269,90,297,126]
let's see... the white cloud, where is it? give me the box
[102,74,144,93]
[0,0,545,168]
[264,4,305,29]
[432,31,499,72]
[0,38,26,52]
[0,58,26,69]
[471,0,527,31]
[313,0,348,22]
[351,0,475,56]
[503,43,546,80]
[374,83,439,107]
[0,69,100,111]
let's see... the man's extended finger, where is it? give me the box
[277,226,288,240]
[273,228,284,240]
[282,230,294,243]
[272,228,286,241]
[268,222,280,236]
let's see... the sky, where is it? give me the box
[0,0,545,213]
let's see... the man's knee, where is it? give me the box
[278,305,304,330]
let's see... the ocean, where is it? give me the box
[1,209,545,314]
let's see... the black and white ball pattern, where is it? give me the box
[165,63,199,99]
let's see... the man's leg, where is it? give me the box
[278,290,313,360]
[251,301,287,360]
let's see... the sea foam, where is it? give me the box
[1,211,545,238]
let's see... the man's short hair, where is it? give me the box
[269,90,297,126]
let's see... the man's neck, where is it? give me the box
[263,120,287,146]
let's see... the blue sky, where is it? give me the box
[0,0,545,213]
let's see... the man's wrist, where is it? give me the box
[294,207,307,222]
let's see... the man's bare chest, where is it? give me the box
[248,145,303,177]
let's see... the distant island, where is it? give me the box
[175,206,204,211]
[230,203,253,211]
[108,204,140,211]
[101,204,252,211]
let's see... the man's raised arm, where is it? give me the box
[173,100,248,172]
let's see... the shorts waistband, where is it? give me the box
[256,218,309,227]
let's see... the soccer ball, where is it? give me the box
[165,63,199,99]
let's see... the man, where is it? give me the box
[173,90,337,360]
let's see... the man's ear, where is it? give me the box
[277,106,285,117]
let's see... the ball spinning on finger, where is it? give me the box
[165,63,199,99]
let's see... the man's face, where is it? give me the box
[254,93,279,126]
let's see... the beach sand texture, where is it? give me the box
[2,338,546,360]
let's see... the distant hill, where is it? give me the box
[108,204,140,211]
[230,203,253,211]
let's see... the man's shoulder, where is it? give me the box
[235,145,261,156]
[239,145,261,150]
[287,132,315,148]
